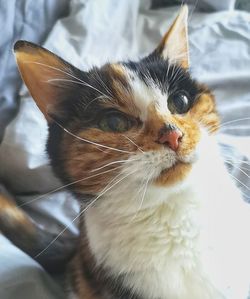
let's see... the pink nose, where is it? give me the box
[157,126,183,151]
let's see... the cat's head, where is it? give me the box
[14,6,219,206]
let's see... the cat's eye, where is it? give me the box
[99,113,131,133]
[168,92,191,114]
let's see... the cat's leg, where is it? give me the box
[0,187,76,273]
[0,190,34,247]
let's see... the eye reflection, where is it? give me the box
[168,92,191,114]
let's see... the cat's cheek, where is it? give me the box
[178,125,201,157]
[189,93,220,133]
[61,136,126,195]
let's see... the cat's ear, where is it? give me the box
[155,5,189,68]
[14,41,79,122]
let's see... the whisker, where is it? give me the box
[229,173,250,191]
[240,191,250,201]
[219,117,250,129]
[226,160,250,179]
[235,165,250,171]
[188,0,199,23]
[53,119,132,154]
[223,158,250,166]
[35,167,138,258]
[25,61,111,100]
[47,78,113,101]
[93,69,113,98]
[129,172,151,223]
[224,159,250,171]
[90,158,139,173]
[219,126,250,131]
[122,135,144,153]
[19,166,123,207]
[83,94,108,111]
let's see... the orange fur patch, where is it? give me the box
[63,129,131,194]
[190,91,220,134]
[0,194,33,232]
[14,42,69,121]
[155,162,192,186]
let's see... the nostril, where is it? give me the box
[178,133,183,142]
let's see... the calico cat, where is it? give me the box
[4,5,250,299]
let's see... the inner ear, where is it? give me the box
[14,41,82,121]
[154,5,189,68]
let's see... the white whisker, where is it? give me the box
[122,135,144,153]
[129,172,151,223]
[219,126,250,131]
[219,117,250,129]
[19,165,123,207]
[93,69,113,98]
[223,158,250,166]
[188,0,199,23]
[83,94,108,111]
[35,167,138,258]
[229,173,250,191]
[25,61,111,100]
[226,160,250,179]
[53,119,132,154]
[90,158,139,173]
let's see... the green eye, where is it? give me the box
[99,113,130,133]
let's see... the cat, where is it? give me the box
[2,4,249,299]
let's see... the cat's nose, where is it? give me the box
[157,124,183,151]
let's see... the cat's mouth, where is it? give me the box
[155,161,192,186]
[154,152,198,186]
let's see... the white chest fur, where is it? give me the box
[84,146,250,299]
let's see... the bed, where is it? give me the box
[0,0,249,298]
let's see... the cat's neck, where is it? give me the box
[84,184,206,299]
[82,150,234,299]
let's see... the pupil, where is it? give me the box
[109,116,120,130]
[168,92,190,114]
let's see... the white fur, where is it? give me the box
[84,127,250,299]
[123,66,171,121]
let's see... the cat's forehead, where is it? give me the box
[94,59,196,122]
[109,63,170,121]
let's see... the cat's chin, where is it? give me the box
[152,148,198,186]
[154,160,193,187]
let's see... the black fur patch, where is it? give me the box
[124,53,203,109]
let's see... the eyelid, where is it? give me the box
[101,108,126,117]
[100,109,136,123]
[97,107,143,130]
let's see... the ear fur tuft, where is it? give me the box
[14,41,78,121]
[156,5,189,68]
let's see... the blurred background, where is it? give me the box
[0,1,250,298]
